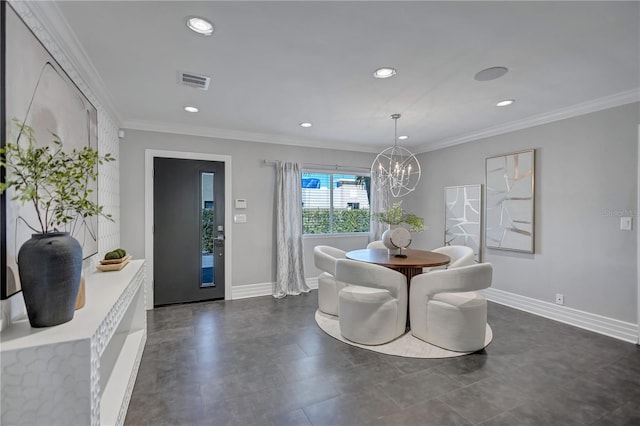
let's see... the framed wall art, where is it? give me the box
[1,3,99,299]
[485,149,535,253]
[444,184,482,262]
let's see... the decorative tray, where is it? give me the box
[100,254,132,265]
[97,255,132,272]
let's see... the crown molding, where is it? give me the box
[416,89,640,154]
[128,89,639,155]
[15,0,123,126]
[123,119,381,154]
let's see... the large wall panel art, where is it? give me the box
[485,149,535,253]
[444,184,482,262]
[1,3,99,299]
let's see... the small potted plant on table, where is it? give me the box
[373,201,425,257]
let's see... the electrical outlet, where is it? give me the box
[620,217,633,231]
[555,293,564,305]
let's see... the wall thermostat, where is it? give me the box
[235,199,247,209]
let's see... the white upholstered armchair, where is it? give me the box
[366,240,386,249]
[431,245,475,269]
[410,263,493,352]
[335,259,407,345]
[313,245,347,316]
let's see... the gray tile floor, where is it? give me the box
[125,291,640,426]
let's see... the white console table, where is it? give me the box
[1,259,146,426]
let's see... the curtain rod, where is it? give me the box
[263,159,370,172]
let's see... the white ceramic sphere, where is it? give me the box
[382,227,412,250]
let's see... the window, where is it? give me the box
[302,172,370,234]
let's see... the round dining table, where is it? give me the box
[345,248,451,284]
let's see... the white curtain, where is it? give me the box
[370,169,389,241]
[274,162,309,298]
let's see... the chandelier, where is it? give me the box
[371,114,421,197]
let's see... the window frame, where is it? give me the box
[301,169,371,236]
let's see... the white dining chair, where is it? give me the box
[410,263,493,352]
[424,245,474,272]
[313,245,347,316]
[366,240,386,249]
[335,259,407,345]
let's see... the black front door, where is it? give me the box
[153,157,225,306]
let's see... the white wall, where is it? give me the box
[0,1,120,330]
[119,129,374,291]
[404,102,639,324]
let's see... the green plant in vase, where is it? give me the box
[373,201,425,232]
[373,201,425,256]
[0,119,114,327]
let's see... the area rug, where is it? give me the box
[315,309,493,359]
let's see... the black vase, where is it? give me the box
[18,232,82,327]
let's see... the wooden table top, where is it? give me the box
[345,248,451,269]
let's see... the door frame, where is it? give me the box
[145,149,233,309]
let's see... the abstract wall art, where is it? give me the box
[485,149,535,253]
[444,184,482,262]
[1,3,99,299]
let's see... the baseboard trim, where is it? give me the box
[230,283,638,344]
[482,288,639,344]
[231,278,318,300]
[231,282,273,299]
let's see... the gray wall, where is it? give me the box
[120,103,638,324]
[404,103,639,323]
[119,130,374,288]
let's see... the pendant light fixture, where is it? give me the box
[371,114,421,198]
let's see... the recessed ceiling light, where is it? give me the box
[186,17,214,36]
[373,67,397,79]
[299,122,313,128]
[474,66,508,81]
[398,135,409,140]
[184,106,199,113]
[496,99,515,107]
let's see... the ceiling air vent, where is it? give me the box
[178,71,211,90]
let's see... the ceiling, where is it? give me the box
[51,1,639,153]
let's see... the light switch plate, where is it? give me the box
[234,214,247,223]
[620,217,632,231]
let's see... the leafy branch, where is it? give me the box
[0,119,115,234]
[372,201,425,232]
